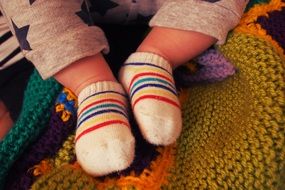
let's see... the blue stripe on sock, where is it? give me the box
[130,78,176,95]
[77,109,128,129]
[123,62,171,75]
[130,83,178,99]
[78,103,127,123]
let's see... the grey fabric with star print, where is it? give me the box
[0,0,248,79]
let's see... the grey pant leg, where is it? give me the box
[0,0,109,79]
[0,0,248,80]
[88,0,248,44]
[150,0,249,44]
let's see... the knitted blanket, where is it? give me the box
[1,0,285,189]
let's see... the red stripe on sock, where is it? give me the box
[128,72,173,93]
[75,120,129,142]
[132,95,180,109]
[78,99,125,117]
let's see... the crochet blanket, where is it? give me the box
[1,0,284,189]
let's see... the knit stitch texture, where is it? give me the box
[1,0,285,189]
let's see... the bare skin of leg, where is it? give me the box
[0,100,13,140]
[137,26,217,68]
[54,53,116,96]
[55,26,216,95]
[0,27,215,141]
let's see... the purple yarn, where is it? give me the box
[175,49,236,85]
[5,105,76,190]
[257,7,285,53]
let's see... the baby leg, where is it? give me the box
[55,53,135,176]
[0,100,13,140]
[119,27,216,145]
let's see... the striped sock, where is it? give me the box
[119,52,182,145]
[75,81,135,176]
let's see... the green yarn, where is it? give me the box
[163,33,285,189]
[0,70,62,188]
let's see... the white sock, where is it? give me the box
[75,81,135,176]
[119,52,182,145]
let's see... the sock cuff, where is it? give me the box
[125,52,172,73]
[78,81,125,104]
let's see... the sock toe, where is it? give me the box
[75,126,135,176]
[134,100,182,145]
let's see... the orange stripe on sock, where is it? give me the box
[75,120,129,142]
[78,99,125,117]
[132,95,180,109]
[128,72,173,93]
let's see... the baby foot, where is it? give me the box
[75,81,135,176]
[119,52,182,145]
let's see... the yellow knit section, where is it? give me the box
[164,32,285,189]
[234,0,285,57]
[31,166,97,190]
[54,135,75,168]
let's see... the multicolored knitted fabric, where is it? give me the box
[0,70,62,188]
[1,0,285,189]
